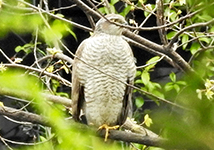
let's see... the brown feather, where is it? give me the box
[71,41,86,121]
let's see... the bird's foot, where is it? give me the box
[98,124,120,142]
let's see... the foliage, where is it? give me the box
[0,0,214,149]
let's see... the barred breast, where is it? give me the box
[76,34,136,127]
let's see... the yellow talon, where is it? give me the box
[98,124,120,142]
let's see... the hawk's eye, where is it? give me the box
[110,19,116,22]
[110,18,124,24]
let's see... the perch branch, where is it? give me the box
[0,104,166,147]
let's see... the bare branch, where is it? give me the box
[0,106,47,125]
[0,86,72,107]
[156,0,168,45]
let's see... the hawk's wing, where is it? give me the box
[119,44,136,125]
[71,40,86,122]
[119,79,134,125]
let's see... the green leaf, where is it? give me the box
[169,11,177,22]
[141,71,150,85]
[167,31,177,39]
[144,11,150,17]
[164,83,174,92]
[15,43,33,54]
[15,46,23,52]
[110,0,119,5]
[169,72,176,82]
[190,42,200,55]
[177,81,186,86]
[197,14,213,22]
[65,25,77,41]
[120,5,132,17]
[145,56,160,71]
[135,79,143,84]
[173,84,180,93]
[136,70,142,77]
[199,37,211,44]
[135,97,144,108]
[98,7,106,14]
[182,34,189,50]
[153,90,165,99]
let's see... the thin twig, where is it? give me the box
[0,49,14,64]
[0,135,13,150]
[167,18,214,49]
[18,0,93,32]
[33,27,41,69]
[4,63,71,87]
[137,55,165,69]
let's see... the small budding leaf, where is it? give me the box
[0,63,6,72]
[46,65,54,73]
[144,114,153,127]
[0,101,4,107]
[14,58,23,63]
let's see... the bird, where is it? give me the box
[71,14,136,141]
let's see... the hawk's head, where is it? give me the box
[95,14,127,35]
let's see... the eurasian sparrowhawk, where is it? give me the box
[72,14,136,140]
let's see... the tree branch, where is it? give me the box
[0,106,47,126]
[0,104,166,147]
[98,129,166,146]
[0,86,72,107]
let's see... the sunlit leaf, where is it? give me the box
[179,0,186,5]
[46,65,54,73]
[61,65,69,74]
[173,84,180,93]
[196,89,202,99]
[144,114,153,127]
[141,71,150,85]
[0,101,4,107]
[164,82,174,91]
[136,70,142,77]
[120,5,132,17]
[205,90,214,100]
[176,81,186,86]
[145,56,160,71]
[0,63,7,72]
[199,37,211,44]
[135,79,143,84]
[182,34,189,50]
[167,31,177,39]
[110,0,119,5]
[169,72,176,82]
